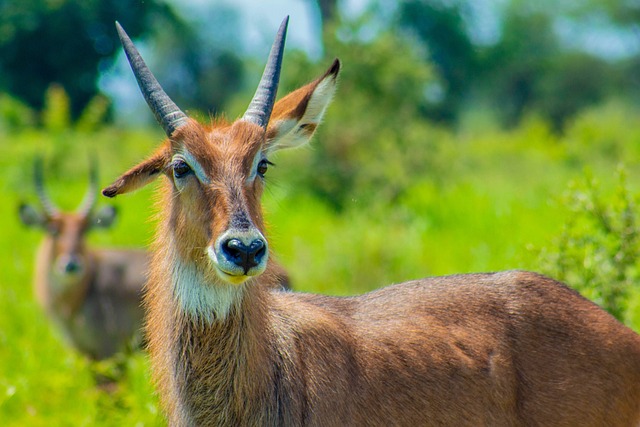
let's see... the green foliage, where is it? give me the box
[562,99,640,165]
[0,93,35,132]
[395,0,631,128]
[537,168,640,321]
[398,0,478,122]
[478,1,624,130]
[275,20,436,209]
[0,0,183,115]
[145,4,245,117]
[76,94,110,133]
[42,84,70,133]
[41,84,110,135]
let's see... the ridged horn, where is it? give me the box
[33,157,59,217]
[116,22,188,136]
[242,16,289,128]
[77,154,98,216]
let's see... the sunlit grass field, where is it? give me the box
[2,101,640,424]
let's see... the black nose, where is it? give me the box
[64,256,81,274]
[221,238,266,273]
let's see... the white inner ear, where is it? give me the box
[266,119,298,152]
[267,75,337,153]
[19,205,46,227]
[301,76,337,124]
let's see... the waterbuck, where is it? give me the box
[104,18,640,425]
[19,157,147,360]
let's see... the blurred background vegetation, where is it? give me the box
[2,0,640,424]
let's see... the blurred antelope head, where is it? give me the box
[19,157,117,284]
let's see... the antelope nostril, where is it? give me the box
[248,239,264,253]
[61,256,82,274]
[222,239,245,264]
[66,262,79,273]
[251,240,266,264]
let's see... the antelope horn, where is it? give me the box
[33,157,59,217]
[243,16,289,128]
[77,154,98,215]
[116,22,188,136]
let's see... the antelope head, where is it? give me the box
[103,18,338,315]
[19,157,117,282]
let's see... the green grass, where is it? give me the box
[2,101,640,424]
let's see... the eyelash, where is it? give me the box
[257,159,274,177]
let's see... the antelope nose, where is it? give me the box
[60,255,82,274]
[65,260,80,274]
[221,238,266,272]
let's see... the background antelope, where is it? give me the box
[19,157,148,360]
[104,18,640,425]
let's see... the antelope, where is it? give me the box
[104,18,640,426]
[19,157,148,360]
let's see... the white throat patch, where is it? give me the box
[171,260,244,323]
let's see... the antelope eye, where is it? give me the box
[257,159,272,177]
[173,159,192,179]
[46,223,60,236]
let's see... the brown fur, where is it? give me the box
[106,59,640,426]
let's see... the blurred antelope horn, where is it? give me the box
[33,157,59,217]
[77,154,98,215]
[242,16,289,128]
[116,22,188,136]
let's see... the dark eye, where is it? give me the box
[173,159,192,179]
[46,223,60,236]
[257,159,273,177]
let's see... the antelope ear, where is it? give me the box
[91,205,117,229]
[18,204,46,227]
[102,147,169,198]
[265,59,340,152]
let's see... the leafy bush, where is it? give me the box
[0,93,35,132]
[42,84,71,133]
[537,168,640,322]
[271,21,438,210]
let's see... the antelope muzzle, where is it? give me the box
[210,228,268,284]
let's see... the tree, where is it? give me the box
[277,22,436,209]
[0,0,178,117]
[147,5,245,118]
[483,3,616,129]
[398,0,478,123]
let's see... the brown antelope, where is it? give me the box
[19,157,148,360]
[104,18,640,426]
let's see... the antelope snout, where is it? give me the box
[210,230,268,283]
[56,254,84,276]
